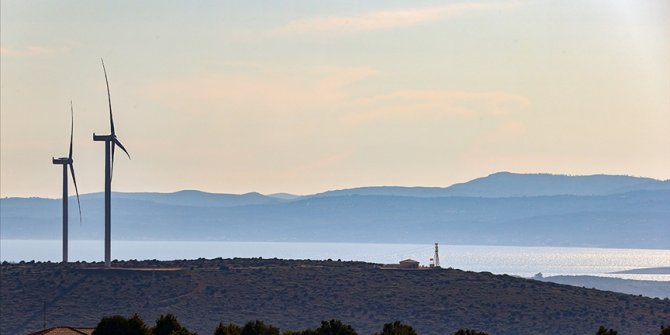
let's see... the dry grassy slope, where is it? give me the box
[2,258,669,335]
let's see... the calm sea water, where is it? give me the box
[2,240,669,281]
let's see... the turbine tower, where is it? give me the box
[52,101,82,263]
[93,59,130,268]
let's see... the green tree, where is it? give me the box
[152,314,195,335]
[315,320,357,335]
[453,330,488,335]
[215,322,242,335]
[596,326,618,335]
[241,320,280,335]
[374,321,416,335]
[92,314,150,335]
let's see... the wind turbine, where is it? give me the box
[52,101,82,263]
[93,59,130,268]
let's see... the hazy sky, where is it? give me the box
[1,1,669,198]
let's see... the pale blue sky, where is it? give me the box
[1,1,669,197]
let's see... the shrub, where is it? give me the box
[596,326,618,335]
[374,321,416,335]
[92,313,149,335]
[215,322,242,335]
[315,320,357,335]
[241,320,280,335]
[152,314,195,335]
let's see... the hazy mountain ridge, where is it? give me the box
[613,267,670,275]
[2,173,669,248]
[5,172,666,203]
[2,192,668,248]
[74,190,285,207]
[444,172,668,197]
[310,172,669,198]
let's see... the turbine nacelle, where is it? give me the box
[52,157,73,165]
[93,133,114,141]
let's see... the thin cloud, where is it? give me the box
[141,66,377,116]
[0,46,68,57]
[276,2,517,35]
[142,67,528,130]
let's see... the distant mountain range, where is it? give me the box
[310,172,668,198]
[2,172,669,248]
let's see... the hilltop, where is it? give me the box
[2,258,669,335]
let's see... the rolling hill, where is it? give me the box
[2,259,669,335]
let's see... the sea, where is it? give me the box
[1,240,669,282]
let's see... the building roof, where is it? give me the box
[27,326,94,335]
[399,259,419,264]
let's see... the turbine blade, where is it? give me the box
[113,138,131,159]
[111,142,115,182]
[101,58,115,136]
[68,101,74,159]
[69,163,82,224]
